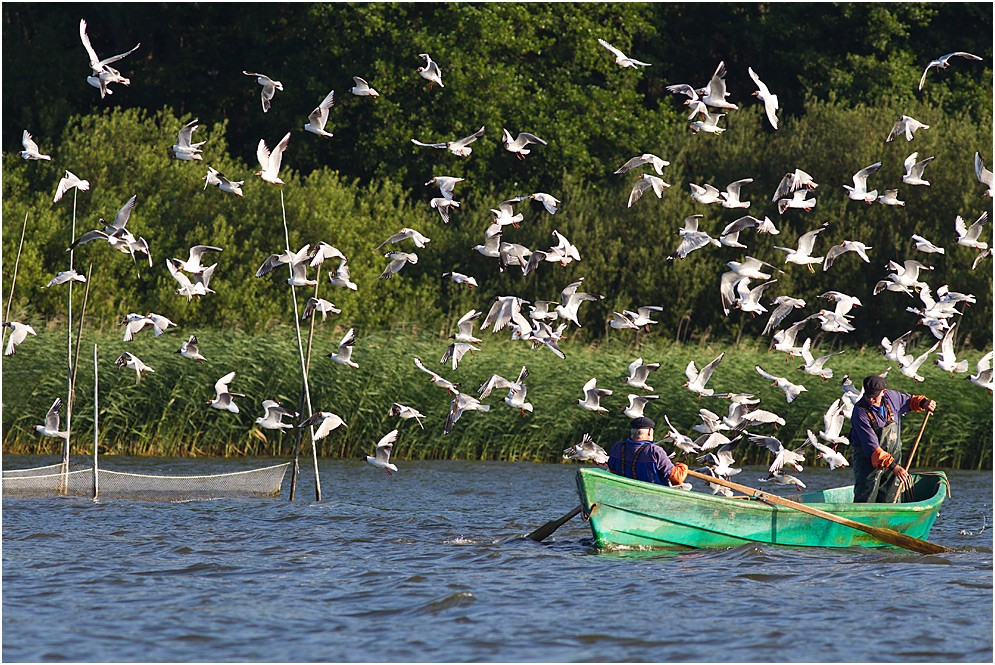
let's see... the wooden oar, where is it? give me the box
[684,469,951,555]
[527,505,581,542]
[893,411,932,504]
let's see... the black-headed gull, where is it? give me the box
[303,89,335,137]
[300,411,348,439]
[388,403,424,429]
[623,357,659,392]
[975,152,994,197]
[777,189,817,215]
[529,192,559,214]
[668,215,720,260]
[366,429,399,474]
[750,433,805,475]
[121,313,152,342]
[614,153,670,176]
[774,222,828,270]
[379,251,418,279]
[881,331,913,365]
[898,340,940,382]
[843,162,882,203]
[700,61,738,109]
[685,352,724,400]
[622,393,659,419]
[609,312,639,330]
[443,271,477,288]
[911,234,945,255]
[35,398,69,439]
[817,399,849,446]
[416,53,444,88]
[21,130,51,161]
[902,152,934,186]
[563,433,609,465]
[376,228,430,250]
[43,270,86,288]
[622,306,664,330]
[443,391,491,435]
[255,132,291,185]
[919,51,982,90]
[877,189,905,207]
[970,248,990,270]
[758,472,806,491]
[721,178,753,208]
[3,321,36,356]
[148,310,177,333]
[173,245,223,274]
[498,240,533,273]
[425,175,464,200]
[756,364,807,402]
[934,323,968,375]
[627,174,669,207]
[308,242,347,268]
[478,366,528,399]
[411,126,485,156]
[886,115,930,142]
[206,371,244,413]
[575,377,612,414]
[167,259,216,300]
[689,182,723,205]
[597,38,650,68]
[555,278,603,327]
[243,71,283,113]
[954,212,988,249]
[806,430,849,469]
[502,129,547,159]
[440,341,479,371]
[823,240,872,271]
[413,356,460,394]
[967,351,994,391]
[171,119,205,159]
[732,278,777,316]
[747,66,778,129]
[690,109,726,134]
[763,295,806,336]
[772,168,818,202]
[351,76,379,97]
[490,197,527,228]
[79,19,140,97]
[256,400,297,430]
[53,170,90,203]
[798,338,843,380]
[719,215,769,248]
[325,328,358,368]
[114,351,155,385]
[175,335,205,364]
[302,297,341,321]
[202,167,244,196]
[885,259,932,290]
[430,196,460,223]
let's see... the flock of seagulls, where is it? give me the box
[7,21,992,484]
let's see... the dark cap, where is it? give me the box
[629,416,655,430]
[863,374,887,394]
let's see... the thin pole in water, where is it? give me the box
[62,190,79,492]
[93,343,99,500]
[70,263,93,415]
[1,212,29,351]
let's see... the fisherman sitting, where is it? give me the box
[607,416,689,487]
[849,374,936,503]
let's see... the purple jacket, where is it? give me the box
[848,389,913,459]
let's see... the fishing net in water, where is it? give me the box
[2,463,290,501]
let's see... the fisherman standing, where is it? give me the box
[607,416,689,486]
[849,374,936,503]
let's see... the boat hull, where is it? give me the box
[576,468,947,550]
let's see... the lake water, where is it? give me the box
[3,455,992,662]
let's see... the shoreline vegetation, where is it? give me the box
[2,326,991,470]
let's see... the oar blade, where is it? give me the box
[527,505,582,542]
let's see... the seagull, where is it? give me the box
[843,162,882,203]
[972,247,991,270]
[350,76,379,97]
[307,242,347,268]
[756,364,807,402]
[430,197,460,223]
[699,61,738,109]
[300,411,348,439]
[689,182,723,205]
[820,290,863,319]
[614,153,670,176]
[684,352,724,400]
[622,306,664,330]
[732,278,777,316]
[114,351,155,385]
[243,71,283,113]
[490,196,527,228]
[772,169,819,202]
[35,398,69,439]
[388,403,425,429]
[777,189,817,215]
[376,227,431,250]
[934,323,969,375]
[911,234,945,255]
[881,331,914,365]
[563,433,608,465]
[79,19,140,97]
[173,245,223,273]
[302,297,341,321]
[257,245,315,286]
[622,394,659,419]
[902,152,934,186]
[627,174,669,207]
[499,240,534,274]
[325,328,358,368]
[597,38,651,68]
[668,214,720,260]
[413,356,460,394]
[877,189,905,207]
[750,433,805,475]
[303,89,335,137]
[425,175,464,200]
[772,317,813,360]
[693,408,728,434]
[43,270,87,288]
[379,251,418,279]
[758,472,806,491]
[443,272,477,288]
[697,442,742,478]
[120,313,153,342]
[21,130,51,161]
[697,465,736,496]
[954,211,989,250]
[823,240,872,271]
[411,126,486,156]
[443,391,491,435]
[3,321,36,356]
[555,278,604,327]
[481,295,530,333]
[919,51,982,90]
[503,381,534,416]
[886,115,930,142]
[254,132,291,184]
[661,415,700,456]
[529,192,559,214]
[886,258,933,290]
[328,259,358,291]
[201,167,244,196]
[256,400,297,430]
[719,215,769,248]
[798,338,844,380]
[747,66,779,129]
[502,129,547,159]
[816,399,850,446]
[720,257,777,315]
[170,119,206,159]
[774,222,828,269]
[803,430,850,470]
[575,377,612,414]
[440,341,479,371]
[690,109,727,134]
[967,351,994,391]
[174,335,206,363]
[416,53,444,88]
[975,152,994,197]
[721,178,753,208]
[206,371,244,413]
[167,260,216,300]
[366,429,399,474]
[898,340,940,382]
[763,296,806,335]
[53,170,90,203]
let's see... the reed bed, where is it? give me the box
[2,325,991,469]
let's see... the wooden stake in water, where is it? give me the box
[70,263,93,415]
[93,343,99,500]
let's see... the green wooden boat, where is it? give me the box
[576,468,948,550]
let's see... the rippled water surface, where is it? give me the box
[3,456,992,662]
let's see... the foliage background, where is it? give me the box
[2,3,992,464]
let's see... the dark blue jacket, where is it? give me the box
[848,389,913,459]
[607,439,676,485]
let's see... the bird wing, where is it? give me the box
[853,162,882,187]
[707,61,729,100]
[308,89,335,128]
[45,397,63,431]
[79,19,101,68]
[597,38,625,59]
[375,429,399,460]
[975,152,994,187]
[214,371,236,397]
[22,130,41,154]
[452,126,486,148]
[747,66,770,97]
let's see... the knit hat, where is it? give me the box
[629,416,655,430]
[863,374,887,394]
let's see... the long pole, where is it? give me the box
[93,343,99,500]
[62,190,79,490]
[305,271,320,501]
[894,411,932,504]
[69,263,93,415]
[1,212,29,350]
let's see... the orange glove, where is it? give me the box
[910,395,929,412]
[670,462,689,485]
[870,447,895,469]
